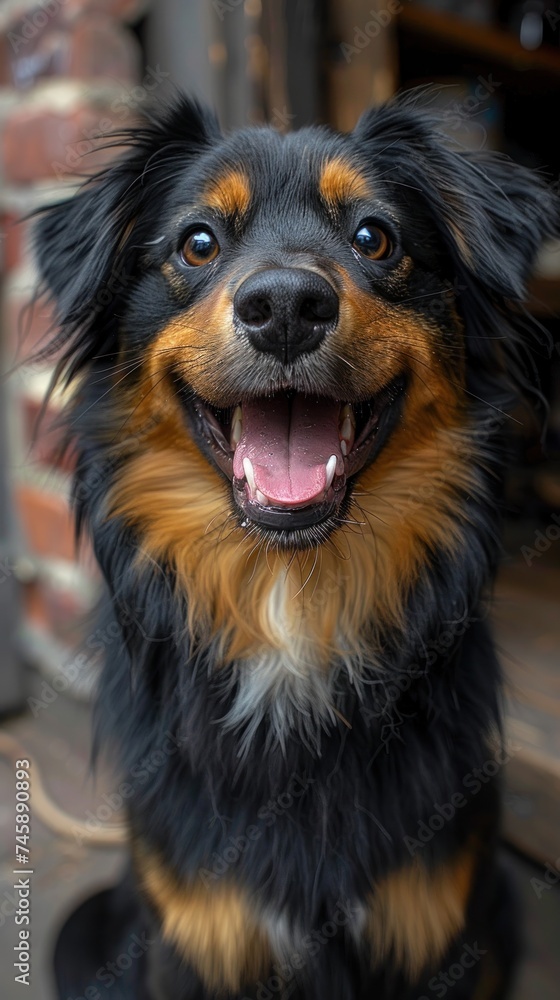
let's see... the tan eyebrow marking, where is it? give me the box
[319,157,371,208]
[203,168,251,218]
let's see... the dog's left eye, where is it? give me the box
[352,223,392,261]
[181,228,220,267]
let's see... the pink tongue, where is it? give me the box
[232,396,343,506]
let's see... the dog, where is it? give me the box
[33,94,556,999]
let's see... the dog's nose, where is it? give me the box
[234,268,338,364]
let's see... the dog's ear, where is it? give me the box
[33,96,220,379]
[354,99,559,302]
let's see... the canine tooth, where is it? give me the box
[325,455,337,490]
[230,406,243,447]
[340,403,356,428]
[340,415,354,439]
[256,490,268,506]
[339,404,356,454]
[243,457,256,492]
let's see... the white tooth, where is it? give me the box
[243,457,256,492]
[339,403,356,454]
[340,415,354,441]
[230,406,243,447]
[256,490,268,506]
[325,455,337,490]
[340,403,356,429]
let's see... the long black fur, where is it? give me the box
[33,94,557,1000]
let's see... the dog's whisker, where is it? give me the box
[291,546,320,601]
[24,91,554,998]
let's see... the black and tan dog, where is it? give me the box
[35,95,556,999]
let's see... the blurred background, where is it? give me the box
[0,1,559,997]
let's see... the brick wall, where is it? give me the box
[0,0,150,686]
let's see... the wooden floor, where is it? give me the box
[494,526,560,866]
[0,534,559,998]
[0,668,558,998]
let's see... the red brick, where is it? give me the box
[63,0,149,21]
[1,211,26,271]
[21,561,99,645]
[1,0,142,659]
[4,286,58,365]
[22,576,93,645]
[15,482,99,572]
[0,186,73,271]
[2,12,141,89]
[22,579,52,632]
[1,94,124,183]
[21,393,76,474]
[1,6,66,85]
[66,15,141,83]
[16,483,77,561]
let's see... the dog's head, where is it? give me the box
[34,96,556,662]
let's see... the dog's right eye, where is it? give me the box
[352,222,392,261]
[181,228,220,267]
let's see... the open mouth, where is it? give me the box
[181,378,404,540]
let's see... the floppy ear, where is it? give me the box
[33,96,220,381]
[354,98,558,301]
[354,97,559,407]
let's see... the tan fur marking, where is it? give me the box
[203,168,251,218]
[334,265,465,416]
[367,850,476,978]
[108,404,478,668]
[144,287,237,407]
[139,851,270,991]
[107,264,477,669]
[319,158,371,208]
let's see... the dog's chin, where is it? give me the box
[179,377,405,549]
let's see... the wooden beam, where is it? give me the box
[400,5,560,78]
[326,0,399,131]
[503,721,560,867]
